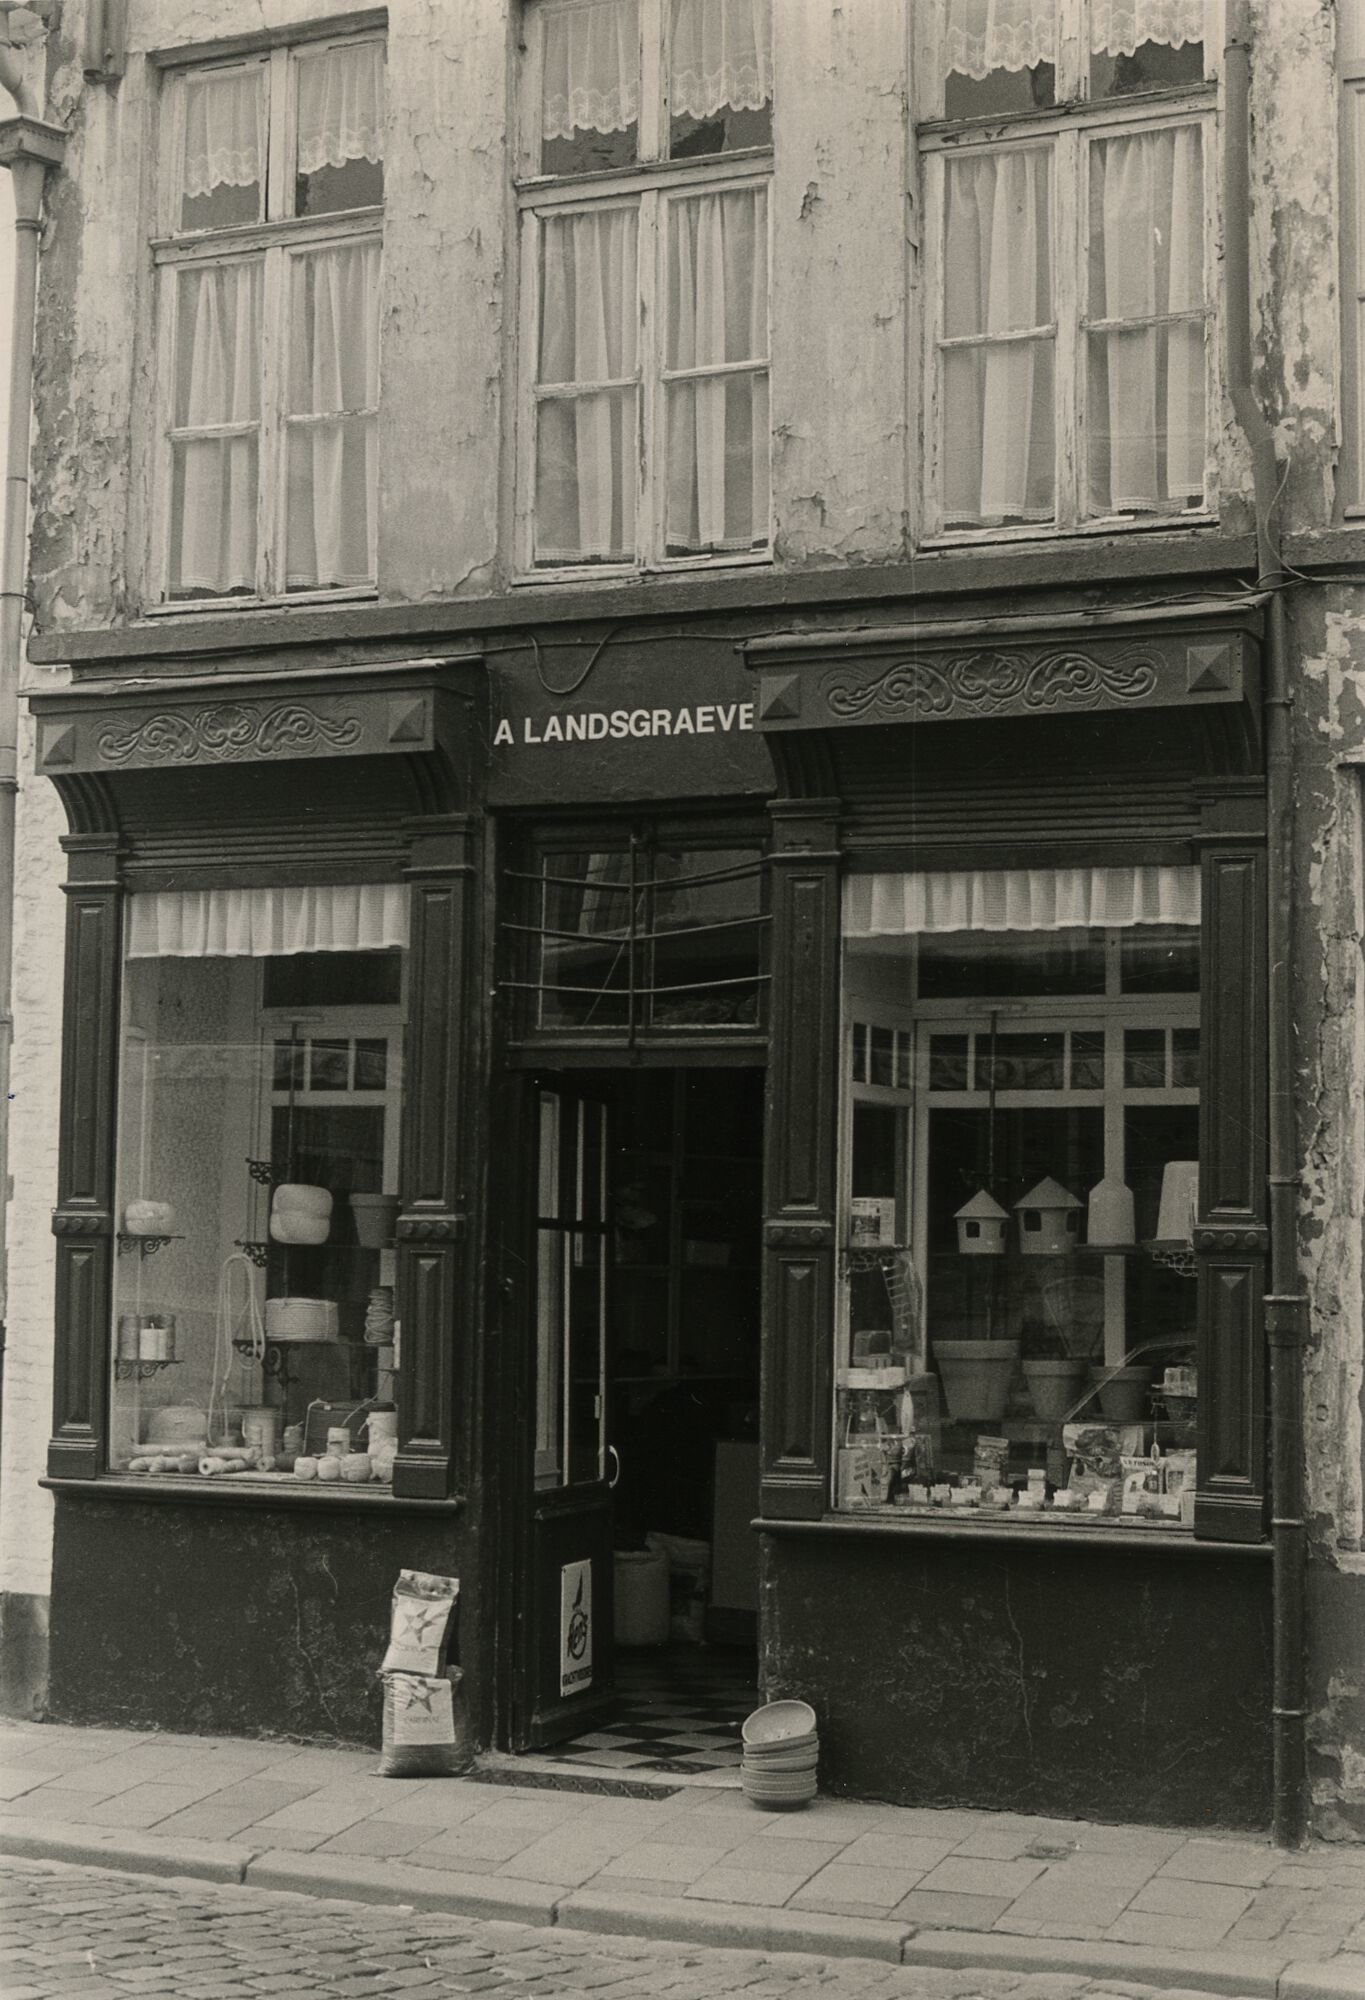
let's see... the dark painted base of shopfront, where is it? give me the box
[760,1526,1274,1832]
[46,1494,481,1750]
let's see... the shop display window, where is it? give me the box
[836,873,1201,1530]
[109,887,407,1486]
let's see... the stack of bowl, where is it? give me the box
[740,1699,818,1810]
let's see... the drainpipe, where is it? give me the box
[0,108,65,1491]
[1223,1,1308,1850]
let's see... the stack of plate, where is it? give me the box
[740,1699,818,1810]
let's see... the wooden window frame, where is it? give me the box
[915,0,1220,547]
[148,34,384,613]
[513,0,773,583]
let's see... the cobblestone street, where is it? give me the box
[0,1858,1268,2000]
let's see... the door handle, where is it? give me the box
[607,1443,621,1490]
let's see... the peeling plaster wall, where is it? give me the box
[770,0,907,565]
[1291,585,1365,1840]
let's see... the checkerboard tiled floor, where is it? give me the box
[545,1646,757,1775]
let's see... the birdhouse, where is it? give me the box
[1015,1177,1082,1256]
[955,1188,1008,1256]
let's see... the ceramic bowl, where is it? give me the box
[741,1700,817,1746]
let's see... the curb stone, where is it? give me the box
[0,1817,248,1885]
[556,1886,914,1962]
[1278,1960,1365,2000]
[4,1813,1365,1998]
[242,1848,561,1924]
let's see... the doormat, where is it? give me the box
[466,1766,680,1800]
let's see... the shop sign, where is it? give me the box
[493,702,755,747]
[559,1559,593,1697]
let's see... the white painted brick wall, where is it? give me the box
[0,697,67,1602]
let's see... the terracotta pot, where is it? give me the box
[933,1340,1019,1423]
[1090,1364,1153,1424]
[1022,1356,1089,1421]
[350,1192,401,1248]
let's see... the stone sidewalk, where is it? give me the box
[2,1719,1363,2000]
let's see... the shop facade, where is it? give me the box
[4,0,1363,1844]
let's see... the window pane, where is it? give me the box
[284,242,380,590]
[1171,1027,1199,1088]
[539,851,634,1029]
[930,1033,969,1089]
[110,955,404,1477]
[1070,1031,1105,1089]
[917,929,1107,998]
[535,206,639,565]
[294,42,385,215]
[1087,125,1206,518]
[1091,39,1203,98]
[179,65,263,230]
[540,0,640,173]
[1124,1027,1166,1088]
[942,150,1054,527]
[942,0,1056,115]
[649,845,764,1027]
[169,261,262,599]
[978,1031,1065,1091]
[668,0,772,156]
[664,186,769,553]
[1120,925,1200,992]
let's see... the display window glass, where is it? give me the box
[109,887,407,1488]
[836,869,1201,1531]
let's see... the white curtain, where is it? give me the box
[665,186,768,551]
[669,0,772,121]
[172,261,262,595]
[296,41,384,176]
[182,66,263,201]
[542,0,640,139]
[944,0,1204,77]
[843,866,1201,936]
[942,150,1054,526]
[127,885,409,959]
[536,206,639,563]
[1088,125,1204,514]
[286,241,381,589]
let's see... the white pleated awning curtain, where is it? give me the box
[126,886,409,959]
[943,0,1206,80]
[843,866,1201,937]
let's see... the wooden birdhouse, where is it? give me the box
[955,1188,1008,1256]
[1015,1177,1082,1256]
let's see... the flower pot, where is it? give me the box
[933,1340,1019,1423]
[1022,1356,1089,1422]
[1090,1364,1153,1424]
[350,1192,401,1248]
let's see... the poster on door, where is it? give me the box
[559,1559,593,1697]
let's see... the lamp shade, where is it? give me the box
[1155,1161,1199,1244]
[1087,1176,1136,1247]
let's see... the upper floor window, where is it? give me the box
[153,36,385,604]
[1342,0,1365,514]
[516,0,773,577]
[917,0,1216,542]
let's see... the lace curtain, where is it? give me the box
[542,0,641,139]
[127,886,410,958]
[536,207,640,563]
[172,263,263,595]
[182,67,263,201]
[286,241,381,589]
[670,0,772,122]
[944,0,1206,78]
[942,150,1056,526]
[1088,125,1205,513]
[942,122,1201,523]
[540,0,771,140]
[665,186,768,551]
[296,41,384,176]
[843,867,1201,937]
